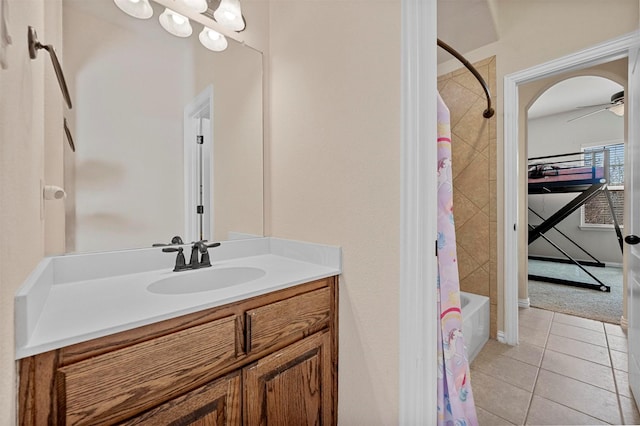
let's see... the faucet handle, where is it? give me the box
[192,241,220,268]
[162,247,188,271]
[152,235,185,247]
[191,240,221,252]
[199,241,221,251]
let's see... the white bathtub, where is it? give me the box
[461,291,490,363]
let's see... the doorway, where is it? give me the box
[500,31,640,419]
[502,32,639,346]
[525,75,626,324]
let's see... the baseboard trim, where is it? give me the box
[497,330,506,343]
[518,298,530,308]
[621,316,628,330]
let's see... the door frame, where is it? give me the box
[184,85,214,243]
[503,32,640,345]
[399,0,438,424]
[627,39,640,408]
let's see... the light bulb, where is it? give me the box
[113,0,153,19]
[172,13,185,25]
[213,0,245,31]
[199,27,228,51]
[159,8,193,37]
[182,0,208,13]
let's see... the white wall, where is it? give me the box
[268,1,401,423]
[43,0,65,256]
[528,108,625,264]
[0,1,53,423]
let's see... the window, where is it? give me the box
[581,142,624,227]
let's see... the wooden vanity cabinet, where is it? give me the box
[18,276,338,426]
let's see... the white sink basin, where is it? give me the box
[147,267,266,295]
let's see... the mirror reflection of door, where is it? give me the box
[184,86,214,243]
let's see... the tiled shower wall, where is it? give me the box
[438,57,497,338]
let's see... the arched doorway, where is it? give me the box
[525,75,625,324]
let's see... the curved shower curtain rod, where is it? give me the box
[437,38,495,119]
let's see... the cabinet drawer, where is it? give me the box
[57,316,237,425]
[246,287,331,354]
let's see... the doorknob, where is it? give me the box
[625,235,640,245]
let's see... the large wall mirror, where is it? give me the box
[63,0,264,253]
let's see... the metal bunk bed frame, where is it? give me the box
[527,148,623,292]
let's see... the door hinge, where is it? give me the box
[435,240,438,257]
[197,205,204,214]
[196,135,204,145]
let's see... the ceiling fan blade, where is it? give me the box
[576,102,611,109]
[567,107,607,123]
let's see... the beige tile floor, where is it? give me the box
[470,307,640,425]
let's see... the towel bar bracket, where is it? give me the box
[27,26,72,109]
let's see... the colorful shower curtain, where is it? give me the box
[436,92,478,426]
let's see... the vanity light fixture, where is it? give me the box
[182,0,209,13]
[213,0,245,32]
[114,0,246,52]
[113,0,153,19]
[199,28,228,52]
[159,8,193,37]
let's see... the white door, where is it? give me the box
[626,43,640,408]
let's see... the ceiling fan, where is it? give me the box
[568,90,625,122]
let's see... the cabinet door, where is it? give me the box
[121,372,241,425]
[243,331,333,426]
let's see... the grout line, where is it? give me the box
[522,311,552,424]
[606,326,626,424]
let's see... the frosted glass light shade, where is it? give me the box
[113,0,153,19]
[182,0,208,13]
[213,0,245,31]
[199,28,228,51]
[159,8,193,37]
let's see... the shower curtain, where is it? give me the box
[436,92,478,426]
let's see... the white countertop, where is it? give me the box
[15,238,341,359]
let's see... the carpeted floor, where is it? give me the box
[527,259,623,324]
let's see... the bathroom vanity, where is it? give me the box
[16,238,340,425]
